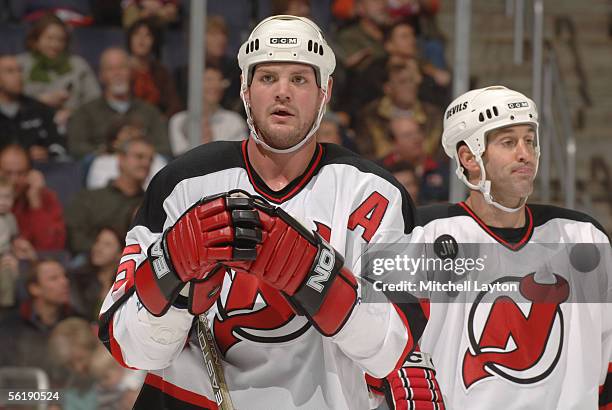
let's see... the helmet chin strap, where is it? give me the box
[240,83,328,154]
[457,155,527,213]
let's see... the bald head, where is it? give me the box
[99,47,131,98]
[0,145,30,196]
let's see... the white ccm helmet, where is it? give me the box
[442,86,540,212]
[237,15,336,154]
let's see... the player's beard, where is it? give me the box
[254,112,318,150]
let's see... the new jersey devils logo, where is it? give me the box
[462,273,569,389]
[212,221,332,355]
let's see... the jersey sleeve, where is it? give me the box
[331,174,426,378]
[97,170,196,371]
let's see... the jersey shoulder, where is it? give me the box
[416,203,466,227]
[153,141,244,187]
[320,143,416,233]
[529,203,610,239]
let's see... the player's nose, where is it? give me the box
[274,78,291,102]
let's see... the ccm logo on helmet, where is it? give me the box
[508,101,529,109]
[307,243,335,292]
[446,101,468,119]
[270,37,298,45]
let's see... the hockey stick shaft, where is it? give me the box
[197,314,235,410]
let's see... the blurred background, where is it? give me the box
[0,0,609,408]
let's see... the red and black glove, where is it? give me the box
[135,191,262,316]
[230,197,358,337]
[372,351,446,410]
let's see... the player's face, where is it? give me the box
[483,124,538,202]
[246,63,323,150]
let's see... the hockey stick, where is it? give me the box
[197,314,235,410]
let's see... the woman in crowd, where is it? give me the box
[18,13,100,130]
[126,17,182,118]
[70,227,124,322]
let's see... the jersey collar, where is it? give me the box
[458,201,534,251]
[241,140,324,204]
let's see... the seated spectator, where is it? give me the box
[67,47,170,159]
[127,17,182,118]
[0,176,19,309]
[0,53,64,161]
[47,317,98,405]
[70,227,124,322]
[122,0,179,28]
[380,115,448,202]
[17,14,100,131]
[86,118,166,189]
[89,346,129,410]
[386,160,420,204]
[0,144,66,251]
[316,111,358,152]
[175,15,241,112]
[66,137,153,255]
[169,66,247,156]
[271,0,311,16]
[0,259,76,373]
[336,0,390,73]
[354,58,442,159]
[354,20,451,114]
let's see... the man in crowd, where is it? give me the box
[0,144,66,251]
[66,136,153,255]
[0,53,63,161]
[67,47,170,159]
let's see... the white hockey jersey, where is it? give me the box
[410,202,612,410]
[98,141,424,409]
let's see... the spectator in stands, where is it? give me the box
[70,227,124,322]
[0,53,64,161]
[336,0,390,72]
[175,15,241,112]
[169,66,247,156]
[18,14,100,131]
[0,176,18,309]
[0,144,66,251]
[271,0,311,16]
[86,118,166,189]
[47,317,98,406]
[316,111,359,152]
[127,17,182,118]
[67,47,170,159]
[380,115,448,202]
[356,20,451,112]
[386,160,420,204]
[0,259,75,372]
[66,137,153,255]
[122,0,179,28]
[89,346,130,410]
[354,58,442,159]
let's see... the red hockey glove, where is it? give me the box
[232,197,358,337]
[135,191,262,316]
[379,351,446,410]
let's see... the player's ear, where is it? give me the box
[241,74,251,104]
[324,77,333,104]
[458,144,480,181]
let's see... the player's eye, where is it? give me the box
[259,74,275,83]
[292,75,306,85]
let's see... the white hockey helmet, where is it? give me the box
[442,86,540,212]
[237,15,336,154]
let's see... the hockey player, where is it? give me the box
[97,15,441,409]
[411,86,611,409]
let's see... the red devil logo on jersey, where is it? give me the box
[213,221,332,355]
[462,273,569,389]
